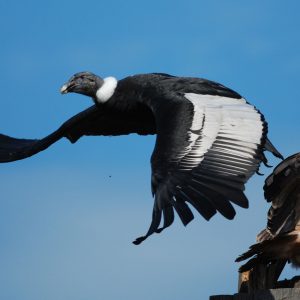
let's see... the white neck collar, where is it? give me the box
[96,76,118,103]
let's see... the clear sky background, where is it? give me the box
[0,1,299,299]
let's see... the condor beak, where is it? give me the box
[60,84,69,94]
[60,81,76,94]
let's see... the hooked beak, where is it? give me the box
[60,81,76,94]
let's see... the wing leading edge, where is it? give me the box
[0,104,156,163]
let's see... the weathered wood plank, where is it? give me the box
[276,276,300,288]
[211,288,300,300]
[210,296,233,300]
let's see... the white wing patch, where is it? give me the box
[180,93,264,173]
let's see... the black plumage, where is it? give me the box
[0,72,283,244]
[236,153,300,272]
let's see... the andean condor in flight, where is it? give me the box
[0,72,283,244]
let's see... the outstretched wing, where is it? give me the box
[133,86,271,244]
[0,104,155,163]
[236,153,300,272]
[257,153,300,242]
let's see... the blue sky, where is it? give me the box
[0,1,300,299]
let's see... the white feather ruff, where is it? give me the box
[96,77,118,103]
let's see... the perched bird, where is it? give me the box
[236,153,300,272]
[0,72,283,244]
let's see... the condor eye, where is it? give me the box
[76,77,83,83]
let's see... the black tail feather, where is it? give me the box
[238,257,260,273]
[235,244,261,263]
